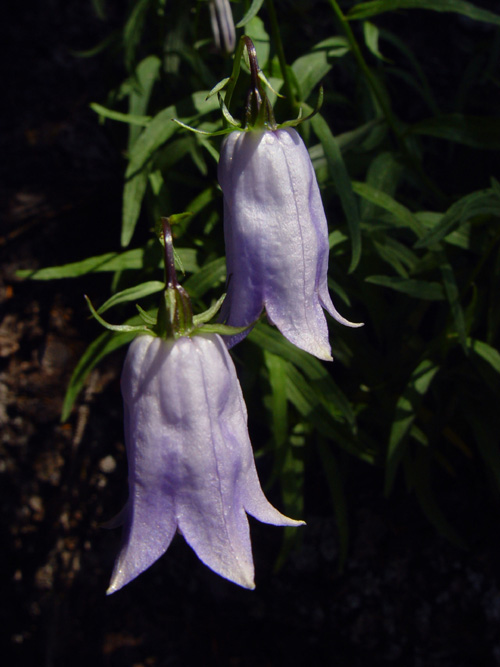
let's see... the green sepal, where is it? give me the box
[277,87,324,129]
[218,94,242,128]
[172,118,234,137]
[136,304,157,325]
[192,294,226,327]
[258,70,285,99]
[206,77,231,100]
[85,295,153,334]
[157,284,195,339]
[278,107,304,129]
[192,323,253,337]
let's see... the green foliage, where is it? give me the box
[21,0,500,564]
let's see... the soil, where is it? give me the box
[2,3,500,666]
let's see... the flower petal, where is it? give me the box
[219,127,361,359]
[108,333,303,593]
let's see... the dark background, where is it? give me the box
[2,2,500,666]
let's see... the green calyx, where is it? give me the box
[85,215,251,341]
[173,36,323,138]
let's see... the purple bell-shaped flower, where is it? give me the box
[107,332,303,593]
[219,126,362,360]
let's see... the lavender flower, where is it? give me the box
[107,332,302,594]
[219,127,362,361]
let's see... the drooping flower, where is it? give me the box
[107,332,303,594]
[219,127,362,361]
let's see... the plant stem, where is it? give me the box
[265,0,297,110]
[327,0,445,201]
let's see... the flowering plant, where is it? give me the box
[92,219,303,593]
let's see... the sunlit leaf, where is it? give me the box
[90,103,151,126]
[249,323,356,427]
[385,359,439,494]
[348,0,500,28]
[407,114,500,150]
[366,275,445,300]
[183,257,226,298]
[292,37,350,102]
[415,188,500,248]
[16,246,197,280]
[353,181,426,238]
[311,114,361,272]
[236,0,265,27]
[97,281,165,314]
[363,21,391,62]
[61,329,136,422]
[122,92,219,245]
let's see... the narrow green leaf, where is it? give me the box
[274,426,306,571]
[348,0,500,28]
[408,114,500,150]
[90,103,151,126]
[317,438,349,570]
[468,338,500,375]
[379,27,438,115]
[264,351,289,450]
[192,294,225,327]
[361,151,403,221]
[183,257,226,298]
[385,359,439,494]
[16,245,196,280]
[335,119,384,153]
[365,275,445,300]
[17,249,147,280]
[70,33,117,59]
[249,323,356,427]
[415,188,500,248]
[236,0,265,27]
[353,181,426,238]
[122,92,219,245]
[122,168,150,247]
[206,77,230,100]
[372,237,418,277]
[311,114,361,272]
[85,295,151,333]
[363,21,391,62]
[128,55,162,148]
[123,0,153,71]
[415,212,477,251]
[61,330,135,422]
[97,281,164,314]
[291,37,350,102]
[284,363,372,462]
[439,252,467,350]
[126,92,219,179]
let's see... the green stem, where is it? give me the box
[265,0,297,110]
[223,36,247,116]
[327,0,444,201]
[328,0,397,135]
